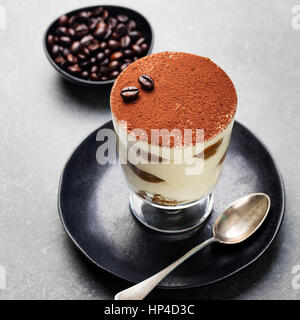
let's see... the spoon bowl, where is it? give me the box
[213,193,271,244]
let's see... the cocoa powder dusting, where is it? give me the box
[110,51,237,146]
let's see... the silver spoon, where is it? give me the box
[115,193,271,300]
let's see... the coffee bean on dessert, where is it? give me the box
[129,30,141,41]
[127,20,137,31]
[96,52,105,62]
[120,35,131,49]
[75,24,89,38]
[117,14,129,23]
[132,44,143,56]
[58,15,68,26]
[60,36,71,45]
[121,86,139,101]
[47,34,55,46]
[109,70,119,79]
[68,64,81,74]
[108,39,119,50]
[80,34,94,46]
[138,74,154,91]
[108,60,120,71]
[115,23,127,37]
[135,37,146,46]
[110,51,123,61]
[67,53,78,64]
[71,41,81,54]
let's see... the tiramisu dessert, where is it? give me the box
[110,51,237,208]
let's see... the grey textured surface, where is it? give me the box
[0,0,299,300]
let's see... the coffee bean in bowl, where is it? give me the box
[44,5,153,86]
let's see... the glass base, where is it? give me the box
[129,192,213,233]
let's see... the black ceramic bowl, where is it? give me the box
[44,5,153,86]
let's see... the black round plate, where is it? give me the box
[58,121,285,289]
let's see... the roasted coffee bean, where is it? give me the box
[124,49,133,57]
[88,43,100,53]
[100,66,110,74]
[88,20,98,32]
[67,53,78,64]
[77,53,86,61]
[101,76,108,81]
[67,28,76,38]
[127,20,137,31]
[62,48,70,57]
[103,28,112,40]
[58,15,68,26]
[115,23,127,37]
[78,11,89,22]
[110,51,123,61]
[108,17,118,29]
[96,52,105,62]
[92,6,104,16]
[55,56,66,67]
[47,34,55,46]
[70,41,81,54]
[124,58,133,64]
[141,42,149,52]
[99,41,107,50]
[120,35,131,49]
[121,86,139,101]
[102,9,109,20]
[109,70,120,79]
[68,64,81,74]
[104,48,112,56]
[133,56,139,61]
[81,71,89,79]
[80,61,90,70]
[132,44,143,56]
[111,32,121,40]
[81,46,90,56]
[138,74,154,91]
[117,14,129,23]
[90,57,97,65]
[135,37,146,46]
[51,45,60,56]
[69,15,78,28]
[93,25,106,39]
[56,26,68,36]
[90,65,99,73]
[90,72,99,80]
[100,58,110,66]
[60,36,71,45]
[75,24,89,37]
[108,60,120,71]
[108,39,119,50]
[120,62,130,72]
[81,35,94,46]
[129,30,141,41]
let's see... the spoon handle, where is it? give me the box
[114,237,216,300]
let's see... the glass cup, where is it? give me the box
[112,115,235,233]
